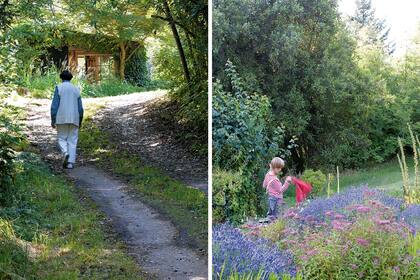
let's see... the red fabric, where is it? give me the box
[292,177,312,204]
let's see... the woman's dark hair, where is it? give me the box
[60,70,73,81]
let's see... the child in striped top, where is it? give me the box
[263,157,292,219]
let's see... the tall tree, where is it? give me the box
[160,0,190,83]
[65,0,159,79]
[351,0,395,54]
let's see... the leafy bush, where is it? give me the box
[213,169,257,224]
[125,46,150,87]
[260,220,285,242]
[213,61,293,222]
[0,104,24,205]
[300,169,327,197]
[213,223,296,279]
[22,69,60,98]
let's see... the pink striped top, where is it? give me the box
[263,171,290,199]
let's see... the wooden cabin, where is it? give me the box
[67,47,113,83]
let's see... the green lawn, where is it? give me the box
[331,158,414,197]
[283,158,415,206]
[0,153,144,279]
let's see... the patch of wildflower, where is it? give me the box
[212,223,296,279]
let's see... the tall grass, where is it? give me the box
[397,123,420,203]
[21,68,161,99]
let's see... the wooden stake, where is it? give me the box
[337,166,340,194]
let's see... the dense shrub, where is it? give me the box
[300,169,327,197]
[213,61,294,222]
[213,0,419,169]
[0,104,24,205]
[125,46,150,87]
[213,223,296,279]
[213,169,260,224]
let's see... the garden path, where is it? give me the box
[21,91,208,279]
[83,91,207,191]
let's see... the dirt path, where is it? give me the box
[68,166,207,279]
[19,91,208,279]
[89,91,208,191]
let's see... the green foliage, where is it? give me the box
[125,46,150,87]
[213,61,293,222]
[295,219,419,279]
[300,169,327,197]
[21,68,60,98]
[260,220,286,242]
[153,43,184,86]
[80,78,143,98]
[212,169,252,224]
[213,61,291,171]
[20,67,146,99]
[397,123,420,204]
[0,218,32,278]
[151,0,208,151]
[213,0,419,170]
[0,153,144,278]
[0,103,25,205]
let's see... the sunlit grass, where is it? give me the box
[0,154,144,279]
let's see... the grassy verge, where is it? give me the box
[78,104,208,251]
[22,72,164,99]
[282,159,415,207]
[0,153,144,279]
[330,158,414,197]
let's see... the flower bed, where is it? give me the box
[213,186,420,279]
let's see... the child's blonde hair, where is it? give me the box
[270,157,285,169]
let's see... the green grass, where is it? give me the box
[21,71,162,99]
[331,158,415,197]
[282,158,415,206]
[0,153,145,279]
[78,105,208,251]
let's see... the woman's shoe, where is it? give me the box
[63,153,69,168]
[66,163,74,169]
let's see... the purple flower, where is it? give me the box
[350,264,358,270]
[356,238,369,247]
[333,213,345,219]
[297,186,403,224]
[376,219,391,225]
[398,204,420,234]
[212,224,296,279]
[355,205,371,213]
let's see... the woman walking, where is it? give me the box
[50,70,84,169]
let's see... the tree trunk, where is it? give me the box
[119,42,127,80]
[162,0,190,83]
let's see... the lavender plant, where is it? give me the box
[399,204,420,234]
[298,186,403,223]
[213,224,296,279]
